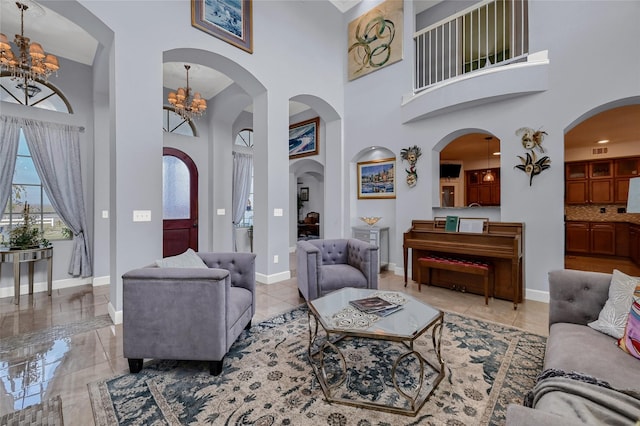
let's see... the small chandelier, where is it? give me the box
[483,136,495,182]
[168,64,207,121]
[0,2,60,84]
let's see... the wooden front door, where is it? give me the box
[162,148,198,257]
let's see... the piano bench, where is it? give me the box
[415,255,493,305]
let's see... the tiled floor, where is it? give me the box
[0,259,550,425]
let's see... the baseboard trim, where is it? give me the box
[93,275,110,286]
[0,277,92,299]
[525,289,549,303]
[256,270,291,284]
[108,302,122,324]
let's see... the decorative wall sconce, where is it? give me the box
[514,127,551,186]
[400,145,422,187]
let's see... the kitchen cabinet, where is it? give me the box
[588,160,614,204]
[565,222,589,253]
[465,168,500,206]
[616,222,630,258]
[566,157,639,204]
[631,224,640,266]
[614,158,640,203]
[565,221,615,255]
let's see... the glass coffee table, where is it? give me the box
[306,287,445,416]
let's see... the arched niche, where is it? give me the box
[351,146,396,230]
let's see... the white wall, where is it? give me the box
[343,0,640,298]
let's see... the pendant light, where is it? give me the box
[483,136,495,182]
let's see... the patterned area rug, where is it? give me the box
[88,306,546,425]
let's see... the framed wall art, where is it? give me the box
[289,117,319,159]
[191,0,253,53]
[348,0,403,81]
[299,187,309,201]
[357,158,396,199]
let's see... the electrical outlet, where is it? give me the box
[133,210,151,222]
[600,207,606,213]
[216,209,225,215]
[102,210,109,219]
[274,208,283,217]
[273,255,279,264]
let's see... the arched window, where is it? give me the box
[0,75,72,113]
[234,129,253,148]
[163,106,197,136]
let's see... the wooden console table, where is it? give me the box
[0,247,53,305]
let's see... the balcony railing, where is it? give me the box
[414,0,528,93]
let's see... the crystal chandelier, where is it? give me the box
[0,2,60,84]
[168,64,207,121]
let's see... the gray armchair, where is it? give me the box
[297,238,379,300]
[122,252,256,376]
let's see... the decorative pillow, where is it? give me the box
[156,248,207,269]
[617,284,640,360]
[588,269,638,339]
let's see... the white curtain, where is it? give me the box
[21,119,92,277]
[0,116,21,217]
[232,152,253,250]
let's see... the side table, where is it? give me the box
[352,226,389,271]
[0,247,53,305]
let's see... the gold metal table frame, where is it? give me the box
[306,288,445,416]
[0,247,53,304]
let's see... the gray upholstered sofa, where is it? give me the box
[297,238,378,300]
[122,252,256,376]
[506,269,640,425]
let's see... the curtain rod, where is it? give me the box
[2,115,85,133]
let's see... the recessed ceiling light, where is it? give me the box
[597,139,610,144]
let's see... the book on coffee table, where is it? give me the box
[349,296,402,316]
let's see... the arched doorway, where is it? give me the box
[162,147,199,257]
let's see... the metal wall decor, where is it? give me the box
[514,127,551,186]
[400,145,422,187]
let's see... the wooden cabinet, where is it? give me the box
[565,222,590,253]
[630,225,640,265]
[566,157,639,204]
[565,163,589,204]
[465,168,500,206]
[565,221,615,255]
[616,222,630,257]
[590,223,616,255]
[614,158,640,203]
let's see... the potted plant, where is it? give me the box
[7,203,48,250]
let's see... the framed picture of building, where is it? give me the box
[357,158,396,199]
[191,0,253,53]
[289,117,319,159]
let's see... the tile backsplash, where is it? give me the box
[566,204,640,224]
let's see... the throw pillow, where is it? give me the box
[617,284,640,360]
[156,248,208,269]
[588,269,638,339]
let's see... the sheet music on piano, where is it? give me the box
[458,218,488,233]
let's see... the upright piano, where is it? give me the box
[403,220,524,308]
